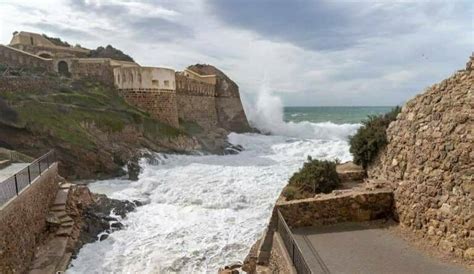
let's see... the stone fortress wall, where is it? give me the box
[114,66,180,127]
[9,31,89,58]
[176,72,219,128]
[368,56,474,260]
[0,31,251,131]
[0,45,52,71]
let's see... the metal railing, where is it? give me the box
[0,150,56,206]
[277,209,312,274]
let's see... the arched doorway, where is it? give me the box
[58,61,69,76]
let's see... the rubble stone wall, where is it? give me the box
[368,56,474,260]
[0,76,57,93]
[278,190,393,228]
[0,164,59,274]
[118,89,179,128]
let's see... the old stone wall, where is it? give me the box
[0,163,59,274]
[67,59,115,85]
[278,190,393,228]
[175,73,219,128]
[118,89,179,128]
[368,56,473,260]
[176,94,218,128]
[114,67,175,91]
[0,76,57,93]
[12,44,89,58]
[0,45,52,71]
[185,65,251,132]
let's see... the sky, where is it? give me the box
[0,0,472,106]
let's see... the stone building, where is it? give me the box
[9,31,89,58]
[0,31,251,131]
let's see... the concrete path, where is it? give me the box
[293,222,470,274]
[0,163,29,182]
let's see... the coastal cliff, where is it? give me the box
[368,55,473,260]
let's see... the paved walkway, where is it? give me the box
[293,222,470,274]
[0,163,29,182]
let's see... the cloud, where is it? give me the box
[68,0,194,41]
[0,0,472,107]
[208,0,472,52]
[25,22,97,40]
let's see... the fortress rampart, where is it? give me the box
[0,31,251,131]
[0,45,52,71]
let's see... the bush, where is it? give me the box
[88,45,134,62]
[349,106,401,168]
[287,157,340,196]
[0,98,18,123]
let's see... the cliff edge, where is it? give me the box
[368,55,473,260]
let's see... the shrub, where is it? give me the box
[287,157,340,196]
[349,106,401,168]
[88,45,134,62]
[282,185,297,200]
[0,98,19,123]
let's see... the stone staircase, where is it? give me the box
[29,182,75,274]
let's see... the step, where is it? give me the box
[50,205,66,212]
[59,215,73,223]
[53,189,69,206]
[56,226,73,237]
[60,221,74,228]
[53,211,68,219]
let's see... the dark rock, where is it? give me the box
[127,155,141,181]
[223,142,244,155]
[73,193,140,256]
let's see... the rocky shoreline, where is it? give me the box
[64,184,141,259]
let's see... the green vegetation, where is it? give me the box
[0,74,187,150]
[88,45,134,62]
[42,34,71,47]
[349,106,401,169]
[283,157,340,200]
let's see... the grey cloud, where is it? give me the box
[68,0,194,41]
[25,22,97,40]
[208,0,472,52]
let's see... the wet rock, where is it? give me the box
[223,142,244,155]
[68,186,141,257]
[126,156,141,181]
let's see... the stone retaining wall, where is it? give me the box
[0,45,52,71]
[368,56,473,260]
[118,90,179,128]
[177,94,218,128]
[278,190,393,228]
[0,76,58,93]
[0,163,59,273]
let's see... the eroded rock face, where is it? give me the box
[368,55,473,259]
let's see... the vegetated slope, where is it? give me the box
[0,70,199,179]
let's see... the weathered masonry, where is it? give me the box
[0,31,251,131]
[0,151,58,274]
[114,66,180,128]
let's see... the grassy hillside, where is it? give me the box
[0,71,197,179]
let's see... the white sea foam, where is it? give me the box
[68,88,360,273]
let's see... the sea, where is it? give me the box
[67,91,393,273]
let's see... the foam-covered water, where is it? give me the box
[68,89,370,273]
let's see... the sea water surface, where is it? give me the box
[68,92,392,273]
